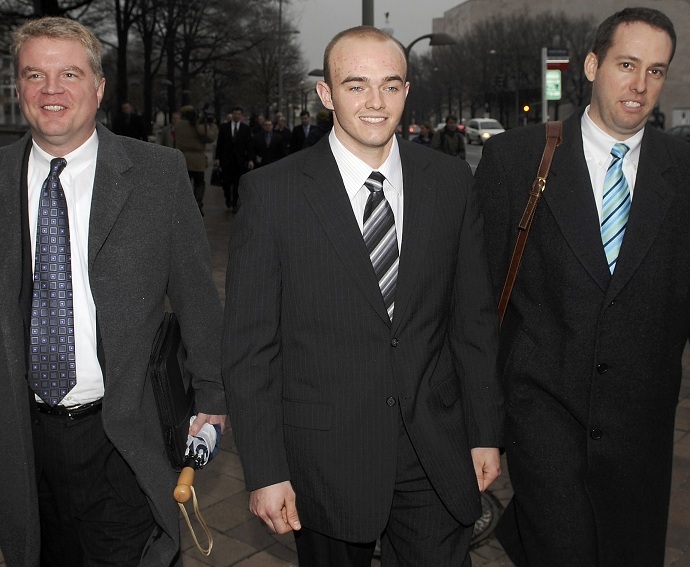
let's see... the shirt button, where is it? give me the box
[591,429,603,440]
[596,363,608,374]
[386,397,397,407]
[391,338,399,347]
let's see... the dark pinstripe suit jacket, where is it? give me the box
[223,135,503,542]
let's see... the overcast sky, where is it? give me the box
[293,0,460,74]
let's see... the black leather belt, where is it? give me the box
[35,399,103,419]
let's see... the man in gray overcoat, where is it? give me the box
[0,17,226,566]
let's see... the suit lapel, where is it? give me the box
[88,124,136,272]
[604,127,676,302]
[301,138,392,325]
[542,113,611,292]
[391,142,435,334]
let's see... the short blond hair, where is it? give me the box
[12,17,104,83]
[323,26,407,87]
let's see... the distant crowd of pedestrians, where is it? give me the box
[109,102,334,213]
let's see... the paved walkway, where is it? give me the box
[2,181,689,567]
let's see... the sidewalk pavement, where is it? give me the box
[2,182,689,567]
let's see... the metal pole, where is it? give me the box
[362,0,374,26]
[277,0,283,117]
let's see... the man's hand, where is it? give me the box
[189,413,227,436]
[471,447,501,492]
[249,481,301,534]
[247,160,255,171]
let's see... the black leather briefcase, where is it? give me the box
[147,312,194,471]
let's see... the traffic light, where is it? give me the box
[523,104,530,113]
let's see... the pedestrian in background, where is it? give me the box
[290,109,319,153]
[112,100,147,141]
[431,114,465,159]
[224,25,502,567]
[476,7,688,567]
[252,117,287,167]
[159,110,180,148]
[275,115,292,152]
[413,122,434,147]
[176,104,218,215]
[0,16,226,566]
[215,107,254,212]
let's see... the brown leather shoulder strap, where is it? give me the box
[497,121,562,327]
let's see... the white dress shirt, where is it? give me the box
[328,129,404,251]
[581,105,644,222]
[28,131,104,406]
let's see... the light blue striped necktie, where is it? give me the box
[363,171,398,321]
[601,143,631,274]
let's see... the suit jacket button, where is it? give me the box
[590,429,603,440]
[596,363,608,374]
[391,338,399,347]
[386,396,397,407]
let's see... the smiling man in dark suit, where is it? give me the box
[223,26,503,566]
[476,7,690,567]
[0,17,226,566]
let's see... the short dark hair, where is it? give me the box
[445,114,458,123]
[323,26,406,87]
[300,110,310,118]
[592,7,676,65]
[231,106,243,113]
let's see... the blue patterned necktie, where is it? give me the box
[29,157,77,406]
[601,143,631,274]
[363,171,398,321]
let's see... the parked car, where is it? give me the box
[668,125,690,143]
[465,118,505,144]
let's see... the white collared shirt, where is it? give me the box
[581,105,644,222]
[28,130,104,406]
[328,129,404,251]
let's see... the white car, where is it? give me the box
[465,118,505,144]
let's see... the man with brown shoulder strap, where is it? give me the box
[476,7,690,567]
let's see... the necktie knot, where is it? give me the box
[610,143,630,161]
[365,171,385,194]
[50,157,67,179]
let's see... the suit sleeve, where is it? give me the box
[222,174,289,491]
[449,161,504,448]
[474,136,514,302]
[166,149,226,414]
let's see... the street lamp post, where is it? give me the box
[402,33,456,140]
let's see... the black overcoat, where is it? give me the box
[476,109,690,567]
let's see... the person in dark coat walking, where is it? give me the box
[290,110,320,153]
[215,107,254,212]
[431,115,465,159]
[111,101,147,141]
[252,118,287,167]
[475,7,687,567]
